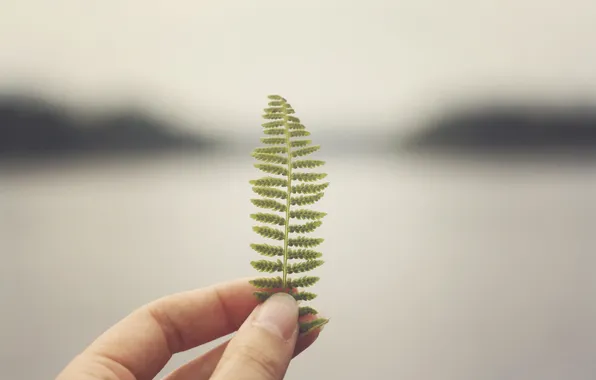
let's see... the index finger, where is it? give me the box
[56,278,261,380]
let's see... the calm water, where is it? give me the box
[1,151,596,380]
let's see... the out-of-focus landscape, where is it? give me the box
[2,2,596,380]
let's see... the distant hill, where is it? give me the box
[0,95,213,158]
[402,103,596,155]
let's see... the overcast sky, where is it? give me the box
[2,0,596,139]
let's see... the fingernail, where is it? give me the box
[253,292,298,340]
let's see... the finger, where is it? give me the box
[210,292,299,380]
[163,340,229,380]
[163,314,322,380]
[56,278,261,380]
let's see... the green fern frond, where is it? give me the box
[253,291,273,301]
[290,209,327,220]
[299,306,318,316]
[293,291,318,301]
[254,164,288,176]
[287,248,323,260]
[251,259,283,272]
[290,192,324,206]
[262,113,285,120]
[253,226,285,240]
[253,146,287,154]
[287,260,324,273]
[262,120,285,128]
[288,221,322,233]
[291,140,311,147]
[292,159,325,169]
[292,146,320,157]
[249,95,329,333]
[288,276,320,287]
[251,199,287,212]
[250,276,283,288]
[252,290,316,302]
[290,130,310,138]
[288,236,324,248]
[299,318,329,335]
[250,213,286,226]
[252,153,288,165]
[292,172,327,182]
[288,123,305,130]
[250,177,288,187]
[250,243,284,257]
[263,107,285,114]
[263,128,286,135]
[261,137,287,145]
[252,186,287,199]
[292,183,329,194]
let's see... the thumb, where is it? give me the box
[210,292,299,380]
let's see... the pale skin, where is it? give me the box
[56,277,323,380]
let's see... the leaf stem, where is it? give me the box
[282,101,292,289]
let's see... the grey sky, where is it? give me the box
[2,0,596,138]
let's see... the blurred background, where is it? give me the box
[1,1,596,379]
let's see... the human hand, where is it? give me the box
[56,278,323,380]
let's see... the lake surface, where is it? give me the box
[1,150,595,380]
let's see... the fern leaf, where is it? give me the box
[288,236,324,248]
[253,291,272,302]
[292,145,320,157]
[290,130,310,138]
[288,221,322,234]
[250,277,283,288]
[262,113,284,120]
[262,120,285,128]
[291,192,324,206]
[252,290,317,302]
[292,183,329,194]
[250,243,284,257]
[249,177,288,187]
[253,146,287,154]
[290,209,327,220]
[251,199,286,212]
[288,276,320,287]
[263,107,285,114]
[261,137,287,145]
[254,164,288,176]
[263,128,286,135]
[299,318,329,335]
[251,259,283,272]
[292,172,327,182]
[250,95,329,332]
[250,213,286,226]
[252,186,287,199]
[293,291,318,301]
[292,159,325,169]
[287,248,323,260]
[253,226,285,240]
[252,153,288,165]
[299,306,318,316]
[291,139,311,147]
[287,260,324,273]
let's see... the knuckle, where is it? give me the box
[233,341,282,379]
